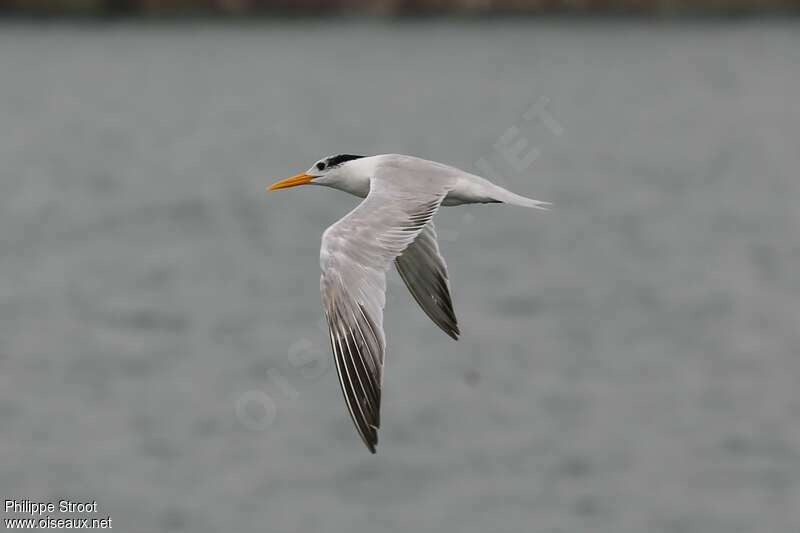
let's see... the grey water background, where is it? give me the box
[1,19,799,532]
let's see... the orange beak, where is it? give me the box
[268,172,314,191]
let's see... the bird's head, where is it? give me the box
[268,154,368,196]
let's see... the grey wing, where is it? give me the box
[394,222,459,340]
[320,161,456,452]
[322,271,385,452]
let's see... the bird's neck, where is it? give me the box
[328,159,375,198]
[332,176,369,198]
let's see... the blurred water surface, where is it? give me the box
[1,19,799,533]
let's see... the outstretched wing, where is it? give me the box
[320,158,456,452]
[394,222,459,340]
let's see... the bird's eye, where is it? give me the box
[316,162,325,171]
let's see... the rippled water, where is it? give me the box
[1,19,799,533]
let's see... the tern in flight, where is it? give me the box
[268,154,548,453]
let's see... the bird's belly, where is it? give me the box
[442,184,500,206]
[441,194,465,206]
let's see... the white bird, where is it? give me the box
[268,154,548,453]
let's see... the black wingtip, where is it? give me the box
[365,434,378,454]
[445,326,460,341]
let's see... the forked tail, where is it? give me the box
[487,182,550,209]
